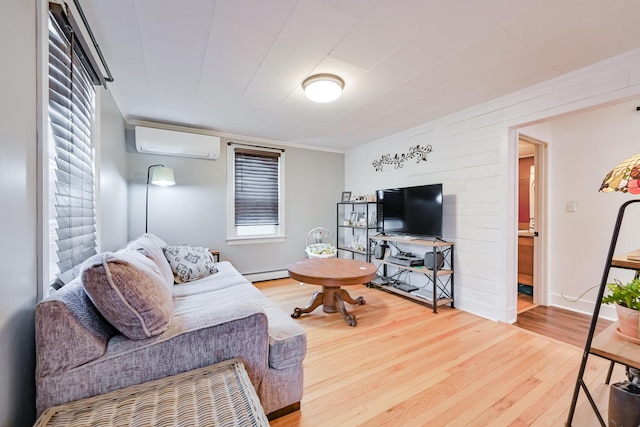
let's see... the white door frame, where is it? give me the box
[518,134,548,307]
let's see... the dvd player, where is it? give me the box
[370,276,390,286]
[386,255,424,267]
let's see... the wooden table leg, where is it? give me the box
[321,287,338,313]
[291,291,324,318]
[334,292,357,326]
[292,286,366,327]
[340,289,366,306]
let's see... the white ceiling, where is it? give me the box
[81,0,640,151]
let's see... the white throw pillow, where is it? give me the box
[162,245,218,284]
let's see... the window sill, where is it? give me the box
[226,235,286,245]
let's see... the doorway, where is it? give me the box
[516,135,547,315]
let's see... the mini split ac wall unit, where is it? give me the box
[134,126,220,160]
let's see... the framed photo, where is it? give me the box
[341,191,352,202]
[368,212,377,227]
[350,211,359,224]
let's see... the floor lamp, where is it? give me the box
[566,152,640,425]
[145,164,175,233]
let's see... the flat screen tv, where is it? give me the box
[376,183,443,239]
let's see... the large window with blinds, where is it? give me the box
[227,144,285,243]
[47,8,98,290]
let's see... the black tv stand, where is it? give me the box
[368,235,454,313]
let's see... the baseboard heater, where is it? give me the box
[244,269,289,283]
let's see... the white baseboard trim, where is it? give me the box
[548,292,617,321]
[244,269,289,283]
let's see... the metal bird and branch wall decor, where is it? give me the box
[372,144,432,172]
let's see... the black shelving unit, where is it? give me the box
[567,199,640,425]
[369,235,454,313]
[336,202,378,260]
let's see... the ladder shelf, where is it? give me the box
[566,199,640,426]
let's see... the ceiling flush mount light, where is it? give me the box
[302,73,344,103]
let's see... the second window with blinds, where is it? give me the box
[227,143,285,243]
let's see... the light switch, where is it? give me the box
[567,201,577,212]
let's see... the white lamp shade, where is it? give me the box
[302,74,344,103]
[150,166,175,186]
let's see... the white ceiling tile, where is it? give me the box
[610,2,640,39]
[140,34,205,73]
[146,68,201,117]
[502,9,640,78]
[106,56,153,117]
[383,0,464,28]
[410,5,495,60]
[308,55,368,84]
[135,0,216,48]
[329,0,459,71]
[544,22,626,73]
[82,0,144,60]
[404,27,522,96]
[363,43,439,88]
[468,56,560,91]
[199,16,275,90]
[459,0,541,27]
[214,0,299,35]
[405,59,469,94]
[269,97,326,126]
[193,87,241,116]
[335,84,426,129]
[319,0,382,19]
[450,28,523,73]
[499,0,613,49]
[352,93,463,141]
[329,26,394,71]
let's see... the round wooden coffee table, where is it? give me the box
[287,258,377,326]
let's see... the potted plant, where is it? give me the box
[602,277,640,341]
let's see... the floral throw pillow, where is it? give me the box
[162,245,218,284]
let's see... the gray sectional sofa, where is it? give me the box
[35,234,306,419]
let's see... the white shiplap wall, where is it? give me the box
[346,48,640,323]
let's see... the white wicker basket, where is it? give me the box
[305,227,336,258]
[305,243,336,258]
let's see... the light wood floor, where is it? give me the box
[255,278,625,427]
[517,292,536,313]
[516,305,613,348]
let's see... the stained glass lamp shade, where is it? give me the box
[599,153,640,194]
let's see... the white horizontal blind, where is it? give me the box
[234,148,280,226]
[48,13,97,288]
